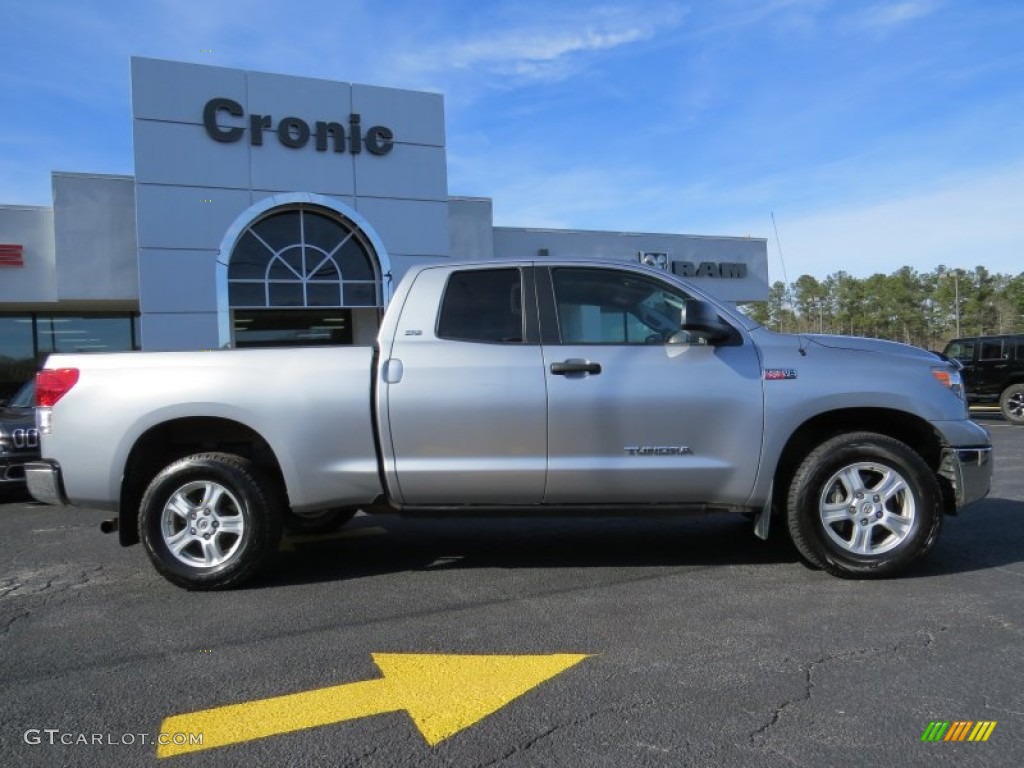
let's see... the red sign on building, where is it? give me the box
[0,244,25,267]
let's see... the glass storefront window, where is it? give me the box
[233,309,353,348]
[0,313,138,400]
[36,315,136,355]
[0,317,35,401]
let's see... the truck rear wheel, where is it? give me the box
[138,452,283,590]
[786,432,942,578]
[1000,383,1024,425]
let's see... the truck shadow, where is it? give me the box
[259,496,1024,588]
[912,497,1024,577]
[263,513,800,588]
[0,487,32,504]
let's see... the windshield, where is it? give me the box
[942,339,975,363]
[8,380,35,408]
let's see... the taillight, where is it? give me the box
[36,368,80,407]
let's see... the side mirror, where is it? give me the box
[680,299,733,344]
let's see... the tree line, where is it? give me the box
[742,266,1024,350]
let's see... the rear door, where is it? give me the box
[974,337,1013,396]
[381,266,547,505]
[538,266,764,505]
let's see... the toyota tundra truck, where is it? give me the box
[25,260,993,589]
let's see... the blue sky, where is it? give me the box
[2,0,1022,282]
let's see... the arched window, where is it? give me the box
[227,206,381,308]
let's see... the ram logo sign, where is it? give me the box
[671,261,748,279]
[637,251,670,270]
[636,253,748,279]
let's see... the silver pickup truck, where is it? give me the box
[27,260,992,589]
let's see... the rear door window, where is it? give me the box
[436,268,524,343]
[979,339,1007,361]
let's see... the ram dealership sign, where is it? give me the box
[638,252,748,279]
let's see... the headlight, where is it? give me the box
[931,366,965,401]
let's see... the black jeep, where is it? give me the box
[943,334,1024,425]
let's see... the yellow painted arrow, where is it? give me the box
[157,652,589,757]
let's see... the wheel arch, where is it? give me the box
[118,417,287,546]
[1000,380,1024,424]
[1000,376,1024,394]
[770,408,953,517]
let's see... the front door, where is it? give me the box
[538,266,764,505]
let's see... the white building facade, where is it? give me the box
[0,57,768,398]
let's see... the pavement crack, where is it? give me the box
[0,610,31,637]
[0,564,105,599]
[474,705,641,768]
[0,564,106,640]
[750,629,944,749]
[749,666,810,747]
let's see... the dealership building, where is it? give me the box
[0,57,768,398]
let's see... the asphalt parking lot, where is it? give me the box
[1,414,1022,767]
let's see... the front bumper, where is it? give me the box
[25,460,69,506]
[940,446,993,510]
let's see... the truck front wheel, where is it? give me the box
[786,432,942,578]
[1000,383,1024,425]
[138,452,283,590]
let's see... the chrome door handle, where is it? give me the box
[550,359,602,375]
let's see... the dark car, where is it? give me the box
[0,380,38,489]
[943,333,1024,425]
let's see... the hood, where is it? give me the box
[799,334,943,363]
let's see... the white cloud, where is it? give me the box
[447,27,651,70]
[848,0,941,31]
[397,5,684,84]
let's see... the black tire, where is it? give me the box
[1000,383,1024,425]
[786,432,942,578]
[283,508,356,535]
[138,452,283,590]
